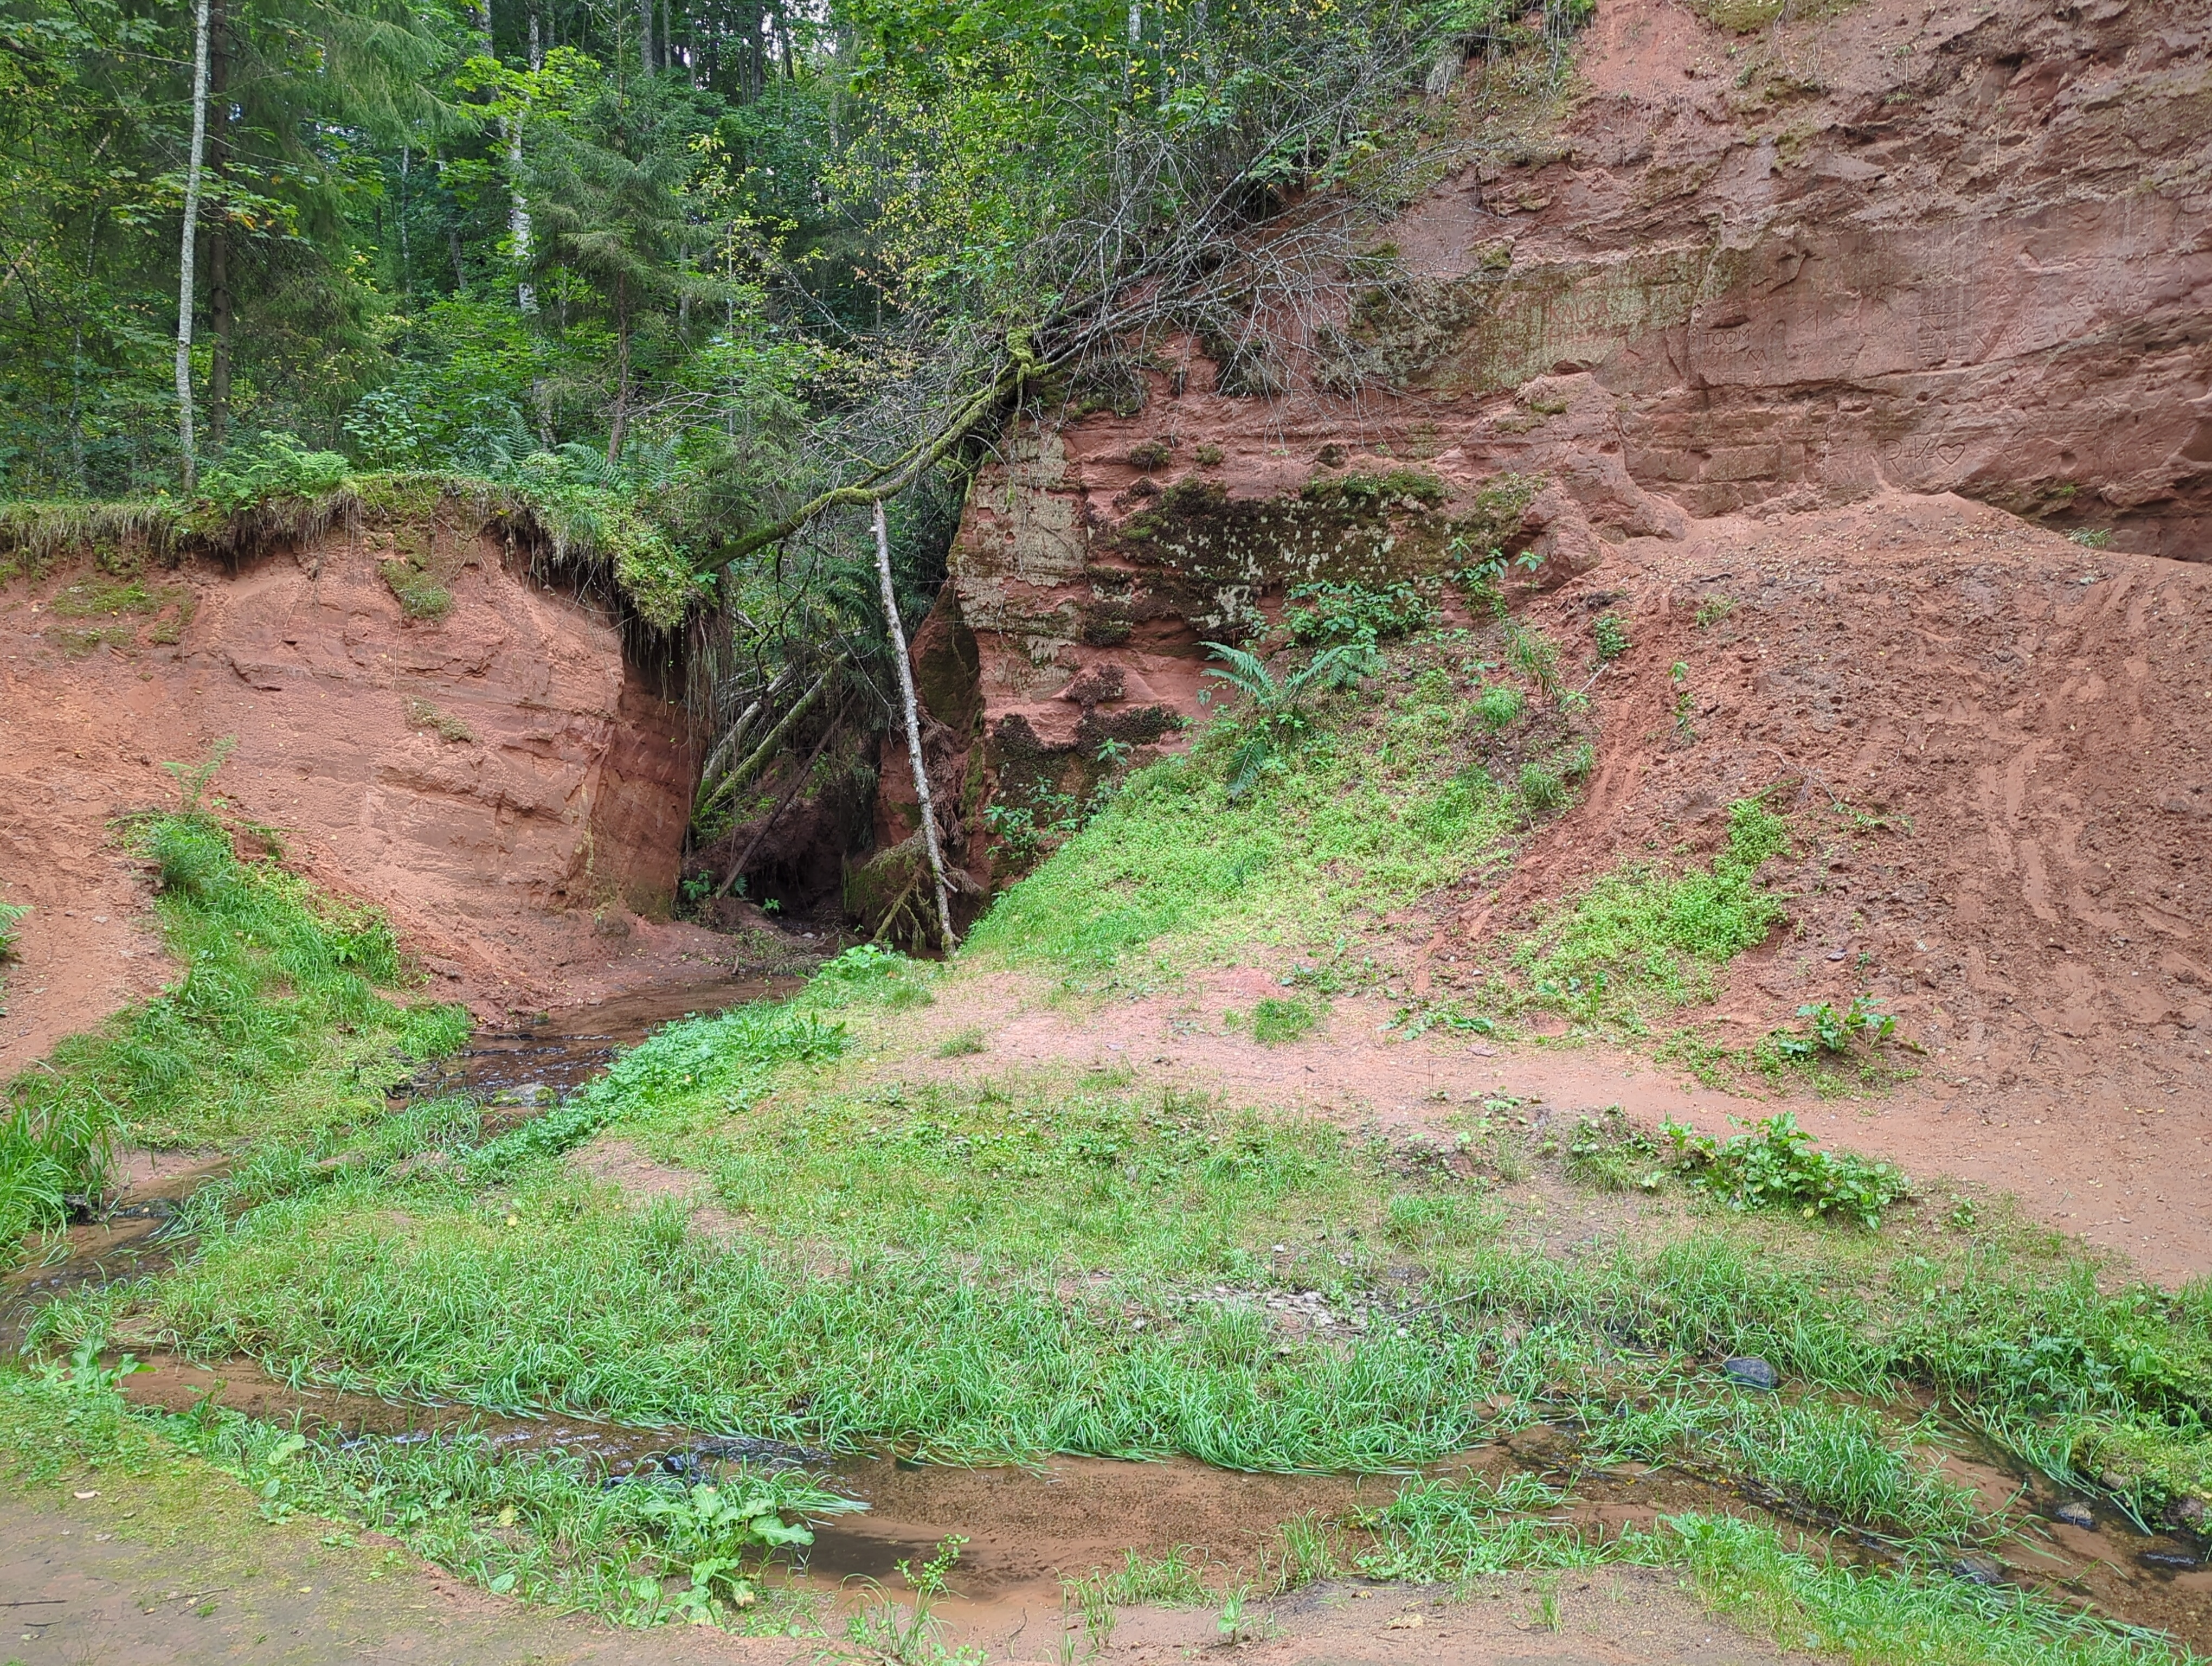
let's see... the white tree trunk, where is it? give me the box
[174,0,213,491]
[873,500,957,951]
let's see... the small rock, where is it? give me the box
[2053,1501,2095,1529]
[1723,1355,1779,1392]
[1950,1552,2008,1587]
[2172,1496,2207,1526]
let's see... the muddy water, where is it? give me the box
[407,974,802,1103]
[0,1156,232,1354]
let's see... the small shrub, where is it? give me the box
[1505,621,1563,701]
[1474,684,1525,731]
[1194,444,1224,467]
[1592,612,1630,660]
[1250,997,1316,1045]
[1771,996,1895,1062]
[1127,439,1172,472]
[159,734,235,813]
[1661,1112,1908,1228]
[1284,580,1433,647]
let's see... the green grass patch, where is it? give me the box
[1,812,466,1260]
[1497,798,1791,1024]
[0,1349,847,1631]
[17,949,2212,1645]
[969,633,1591,984]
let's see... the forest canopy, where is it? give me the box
[1,0,1585,884]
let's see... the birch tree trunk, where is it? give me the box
[873,501,957,951]
[173,0,213,491]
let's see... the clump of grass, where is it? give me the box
[381,557,453,620]
[1503,798,1790,1022]
[1249,997,1316,1045]
[933,1028,987,1058]
[0,898,24,959]
[1475,684,1525,730]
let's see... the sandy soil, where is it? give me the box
[863,960,2211,1287]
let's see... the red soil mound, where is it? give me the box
[1,523,723,1075]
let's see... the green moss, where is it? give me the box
[0,473,703,632]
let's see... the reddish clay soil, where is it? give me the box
[895,493,2212,1283]
[0,527,738,1075]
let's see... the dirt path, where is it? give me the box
[872,969,2212,1287]
[0,1465,782,1666]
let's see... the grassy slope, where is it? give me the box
[1,813,467,1256]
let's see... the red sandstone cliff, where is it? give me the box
[1,515,715,1072]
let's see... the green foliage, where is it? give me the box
[1592,612,1630,660]
[198,433,353,513]
[158,735,236,816]
[0,899,24,959]
[1474,684,1525,731]
[380,556,454,620]
[1506,799,1791,1021]
[3,814,467,1201]
[1662,1113,1910,1229]
[1201,640,1377,799]
[971,636,1586,979]
[1770,996,1897,1064]
[1283,580,1434,648]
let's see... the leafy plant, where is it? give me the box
[0,900,24,959]
[1284,579,1434,647]
[1772,996,1896,1061]
[158,734,236,815]
[1201,640,1376,799]
[1592,612,1630,660]
[197,433,351,512]
[1661,1112,1909,1228]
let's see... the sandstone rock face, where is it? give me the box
[910,0,2212,886]
[1,524,705,1070]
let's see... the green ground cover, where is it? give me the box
[8,946,2203,1661]
[0,811,467,1258]
[969,627,1594,986]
